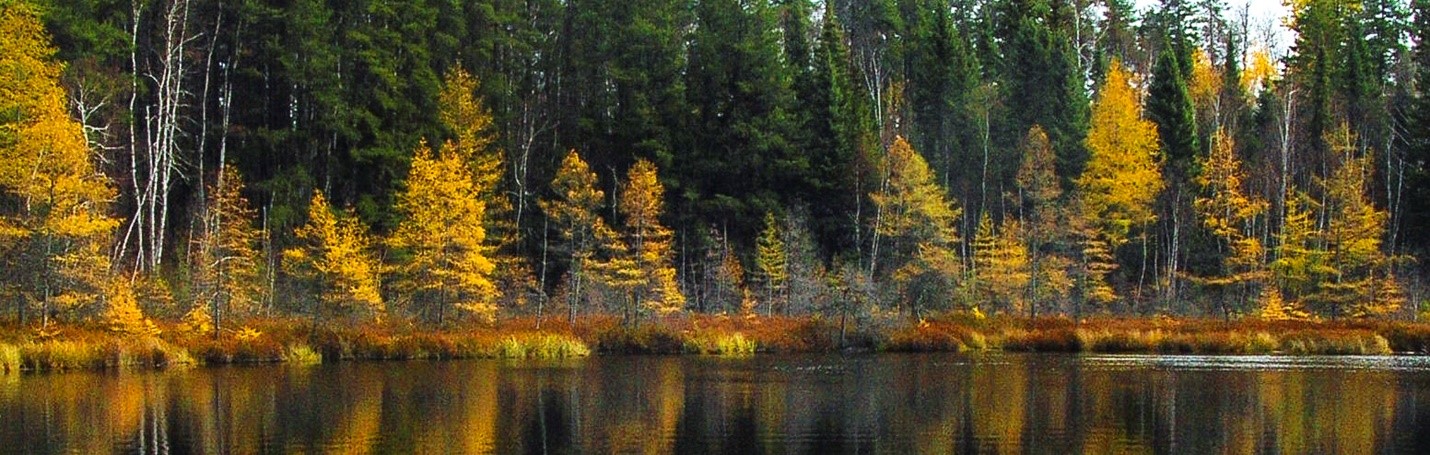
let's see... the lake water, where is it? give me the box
[3,353,1430,454]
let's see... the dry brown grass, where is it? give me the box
[3,313,1428,373]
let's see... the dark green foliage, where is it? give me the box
[997,2,1089,187]
[1148,46,1201,177]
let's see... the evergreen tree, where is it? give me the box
[754,212,790,314]
[684,0,798,243]
[998,0,1090,185]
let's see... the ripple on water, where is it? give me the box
[1078,354,1430,372]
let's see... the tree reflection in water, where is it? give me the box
[2,354,1430,453]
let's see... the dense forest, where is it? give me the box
[3,0,1430,334]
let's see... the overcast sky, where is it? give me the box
[1132,0,1294,55]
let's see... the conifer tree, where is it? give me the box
[1193,130,1268,317]
[540,150,617,325]
[438,67,534,311]
[873,136,961,318]
[190,170,264,336]
[390,142,498,324]
[755,212,789,315]
[1015,125,1070,317]
[283,191,384,324]
[1079,61,1163,252]
[0,1,118,326]
[1312,124,1401,318]
[605,159,683,324]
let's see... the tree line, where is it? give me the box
[2,0,1429,331]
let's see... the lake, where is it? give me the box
[3,353,1430,454]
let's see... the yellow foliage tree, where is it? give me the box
[103,278,159,336]
[1192,130,1269,316]
[438,67,533,310]
[0,1,119,326]
[1257,284,1310,321]
[754,212,789,315]
[1015,125,1072,316]
[1076,61,1161,308]
[969,214,1031,315]
[873,136,961,318]
[540,150,619,324]
[1312,124,1400,318]
[189,169,263,336]
[1241,47,1278,96]
[1079,60,1163,250]
[283,191,384,323]
[1271,126,1402,319]
[390,141,498,324]
[605,159,683,324]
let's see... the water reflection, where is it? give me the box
[3,353,1430,454]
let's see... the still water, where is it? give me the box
[3,353,1430,454]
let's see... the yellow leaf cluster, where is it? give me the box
[873,137,960,246]
[0,2,117,321]
[1241,47,1279,96]
[190,170,264,330]
[284,191,384,321]
[612,159,684,314]
[1079,61,1163,249]
[391,142,498,322]
[1188,49,1223,112]
[1194,130,1269,289]
[103,279,159,337]
[540,150,616,318]
[875,137,962,314]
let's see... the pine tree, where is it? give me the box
[390,142,498,324]
[283,191,384,324]
[0,1,118,326]
[683,0,797,242]
[1148,45,1200,176]
[999,2,1090,184]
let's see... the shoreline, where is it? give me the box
[4,314,1430,374]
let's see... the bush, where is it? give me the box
[282,343,323,365]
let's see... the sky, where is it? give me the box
[1132,0,1295,55]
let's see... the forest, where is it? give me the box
[4,0,1430,353]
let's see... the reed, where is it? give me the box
[684,332,757,356]
[282,343,323,365]
[495,333,591,359]
[20,340,100,371]
[0,343,20,374]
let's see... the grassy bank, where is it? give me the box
[4,313,1430,373]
